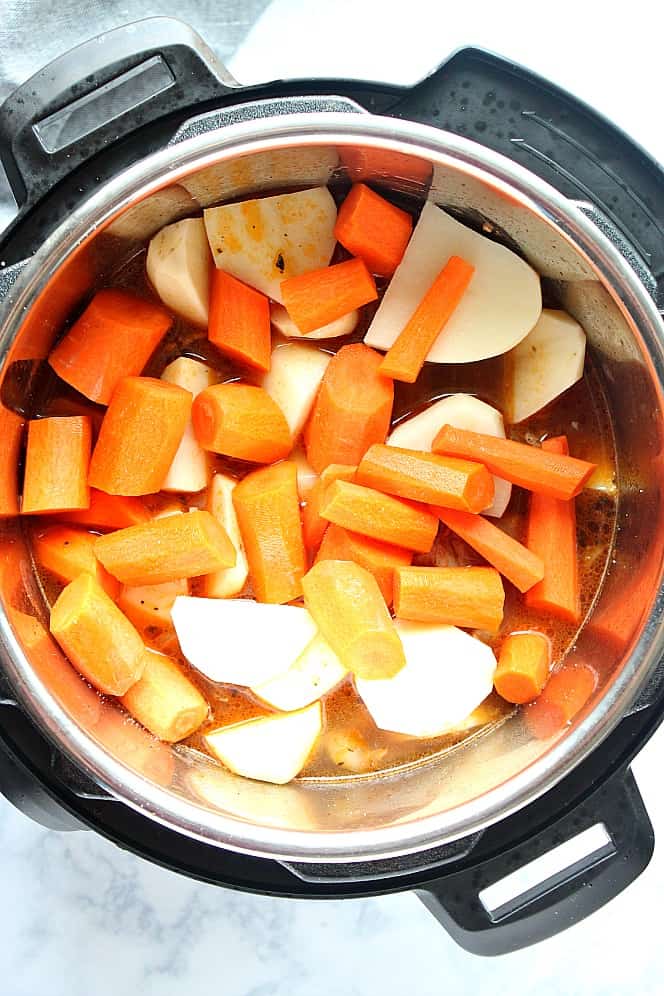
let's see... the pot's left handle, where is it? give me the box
[0,16,237,208]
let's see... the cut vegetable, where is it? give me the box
[292,444,317,499]
[56,490,149,530]
[204,187,337,302]
[118,578,189,632]
[22,416,91,514]
[252,634,347,711]
[260,341,331,439]
[315,524,412,606]
[270,302,359,341]
[281,257,377,335]
[302,463,356,552]
[525,665,596,739]
[365,203,541,363]
[334,183,413,277]
[146,217,211,327]
[208,270,271,372]
[494,631,551,704]
[394,565,505,633]
[203,474,249,599]
[204,703,322,785]
[33,525,120,600]
[121,649,208,742]
[161,357,217,493]
[356,621,496,738]
[192,383,291,463]
[320,479,438,554]
[505,309,586,424]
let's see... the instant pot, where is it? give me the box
[0,17,663,956]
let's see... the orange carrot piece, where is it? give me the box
[525,435,581,623]
[526,665,597,739]
[302,559,405,679]
[315,524,412,606]
[95,510,235,586]
[281,258,377,334]
[232,461,306,604]
[22,416,91,514]
[494,631,551,704]
[320,479,438,554]
[118,578,189,633]
[0,407,23,517]
[357,443,494,513]
[379,256,475,383]
[121,649,208,742]
[302,463,357,552]
[304,344,394,473]
[208,269,271,372]
[49,289,172,405]
[435,507,544,593]
[394,565,505,633]
[32,525,120,600]
[334,183,413,277]
[192,383,291,463]
[56,489,150,530]
[432,425,597,500]
[88,377,191,496]
[49,572,145,695]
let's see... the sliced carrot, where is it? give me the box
[357,443,494,513]
[208,269,271,372]
[379,256,475,383]
[394,565,505,633]
[281,257,377,334]
[525,435,581,623]
[56,489,150,531]
[192,383,291,463]
[94,706,174,786]
[95,510,235,586]
[494,631,551,704]
[22,416,91,514]
[89,377,191,496]
[321,479,437,553]
[304,343,394,473]
[49,289,172,405]
[302,559,405,679]
[121,649,208,742]
[315,524,412,606]
[334,183,413,277]
[49,572,145,695]
[0,407,23,517]
[435,507,544,593]
[302,463,356,552]
[32,525,120,599]
[525,664,597,739]
[232,461,306,604]
[118,579,189,633]
[432,425,597,500]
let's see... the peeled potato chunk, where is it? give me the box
[203,474,249,599]
[260,342,331,439]
[147,217,211,327]
[252,634,347,711]
[161,357,217,493]
[270,302,359,340]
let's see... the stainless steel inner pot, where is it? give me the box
[0,112,663,863]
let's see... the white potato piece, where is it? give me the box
[171,597,317,686]
[160,357,217,493]
[505,309,586,424]
[260,342,330,439]
[147,217,211,327]
[355,621,496,738]
[292,445,318,499]
[204,187,337,303]
[365,203,541,363]
[253,634,347,711]
[203,474,249,598]
[204,703,322,784]
[388,394,512,518]
[270,302,359,340]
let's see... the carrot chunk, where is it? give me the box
[302,463,356,552]
[121,649,208,742]
[525,665,597,739]
[320,479,438,553]
[494,631,551,704]
[208,270,271,372]
[304,344,394,473]
[315,524,412,606]
[334,183,413,277]
[22,416,91,514]
[49,289,172,405]
[281,257,377,334]
[302,559,405,679]
[56,489,150,531]
[89,377,191,496]
[233,461,306,604]
[192,383,291,463]
[394,565,505,633]
[33,525,120,600]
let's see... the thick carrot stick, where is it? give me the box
[316,524,412,606]
[394,565,505,632]
[357,443,494,513]
[334,183,413,277]
[49,289,172,404]
[208,269,271,372]
[302,463,356,551]
[432,425,597,500]
[89,377,191,496]
[494,631,551,704]
[232,461,306,603]
[525,664,597,739]
[302,559,405,679]
[304,344,394,473]
[320,479,438,553]
[281,257,377,334]
[56,489,150,530]
[49,572,145,695]
[525,435,581,623]
[435,507,544,593]
[379,256,475,383]
[95,509,235,585]
[192,383,291,463]
[118,578,188,632]
[22,416,91,514]
[121,649,208,742]
[33,525,120,599]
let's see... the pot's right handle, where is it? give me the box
[418,767,653,956]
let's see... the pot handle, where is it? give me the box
[0,17,236,208]
[417,767,653,956]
